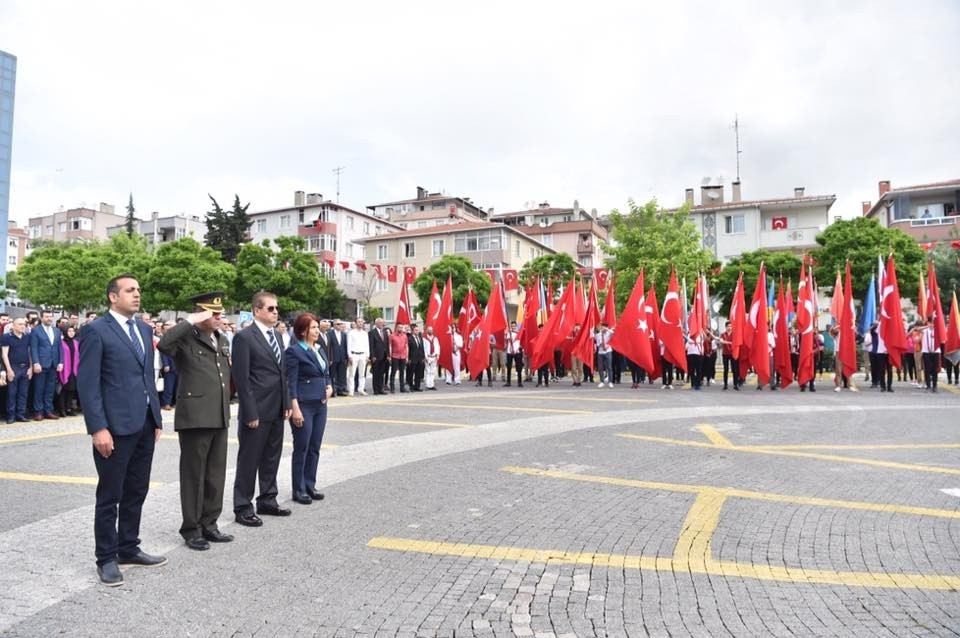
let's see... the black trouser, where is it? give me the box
[537,365,550,386]
[612,352,623,384]
[233,417,284,516]
[406,359,424,390]
[869,353,879,386]
[390,357,407,391]
[506,353,524,385]
[55,376,78,415]
[903,354,916,381]
[93,415,157,566]
[584,364,594,382]
[875,353,893,390]
[722,355,740,389]
[687,354,703,389]
[704,353,717,381]
[923,352,939,389]
[178,427,228,540]
[662,357,674,386]
[946,360,959,384]
[371,358,388,393]
[476,367,491,384]
[330,360,347,394]
[629,360,642,384]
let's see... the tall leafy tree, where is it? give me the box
[812,217,924,299]
[125,192,137,237]
[410,255,490,318]
[712,250,803,315]
[142,237,236,313]
[204,194,252,265]
[518,253,578,288]
[106,233,153,280]
[18,242,112,311]
[234,237,346,317]
[603,199,717,308]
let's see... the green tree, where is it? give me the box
[125,192,137,237]
[106,233,153,279]
[142,237,236,313]
[812,217,925,299]
[234,237,346,317]
[411,255,491,318]
[930,244,960,310]
[4,269,17,290]
[204,194,252,265]
[518,253,578,288]
[18,242,112,311]
[603,199,717,309]
[712,250,803,315]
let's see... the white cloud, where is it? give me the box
[2,0,958,225]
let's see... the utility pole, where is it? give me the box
[332,166,345,203]
[732,115,742,182]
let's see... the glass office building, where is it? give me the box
[0,50,14,301]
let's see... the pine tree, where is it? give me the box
[125,192,137,237]
[204,194,252,265]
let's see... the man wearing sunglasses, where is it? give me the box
[231,291,292,527]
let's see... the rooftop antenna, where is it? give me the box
[332,166,345,203]
[732,114,743,182]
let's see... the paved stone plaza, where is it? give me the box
[1,375,959,637]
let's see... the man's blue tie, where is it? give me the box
[126,319,145,364]
[267,329,282,364]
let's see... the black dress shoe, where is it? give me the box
[235,512,263,527]
[117,550,168,567]
[15,417,28,422]
[202,529,234,543]
[185,537,210,551]
[5,419,13,424]
[307,488,325,501]
[293,493,312,505]
[257,505,292,517]
[97,561,123,587]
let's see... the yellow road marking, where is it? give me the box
[500,466,960,519]
[616,433,960,476]
[673,490,726,571]
[940,383,960,395]
[0,430,87,445]
[367,536,960,590]
[371,401,592,415]
[0,470,162,488]
[515,394,658,404]
[696,425,734,448]
[751,443,960,451]
[328,417,469,429]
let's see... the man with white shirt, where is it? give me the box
[920,316,939,393]
[29,309,63,420]
[346,318,369,396]
[445,325,463,385]
[423,325,441,390]
[504,322,524,387]
[595,323,614,387]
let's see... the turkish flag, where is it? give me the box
[951,240,960,250]
[425,280,441,331]
[945,291,960,364]
[354,260,367,271]
[504,270,519,291]
[436,276,454,372]
[372,264,385,280]
[796,260,816,385]
[323,258,335,269]
[518,280,541,354]
[387,265,398,283]
[610,270,654,374]
[748,264,770,385]
[483,269,496,284]
[879,255,909,368]
[928,260,946,346]
[729,272,746,360]
[467,281,507,380]
[571,281,601,367]
[921,242,935,251]
[530,279,576,371]
[771,216,788,230]
[339,260,351,270]
[396,283,411,326]
[644,285,662,380]
[602,277,617,327]
[659,270,687,372]
[403,266,417,284]
[594,269,610,290]
[838,261,858,378]
[457,288,481,339]
[774,280,794,388]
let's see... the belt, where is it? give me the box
[350,351,365,355]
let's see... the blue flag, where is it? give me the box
[859,274,876,335]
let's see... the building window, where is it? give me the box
[8,238,16,248]
[417,221,428,228]
[320,263,335,279]
[46,225,53,236]
[347,216,355,230]
[363,221,371,235]
[344,270,353,284]
[375,226,382,235]
[404,242,416,258]
[308,236,320,252]
[381,307,395,322]
[345,242,353,257]
[432,239,445,256]
[256,219,267,233]
[376,278,388,292]
[377,244,388,260]
[59,222,67,233]
[298,212,304,224]
[176,228,186,239]
[515,240,521,257]
[563,215,572,222]
[723,215,745,234]
[453,229,503,252]
[280,215,290,229]
[540,234,553,247]
[581,256,592,267]
[29,226,40,239]
[7,255,15,265]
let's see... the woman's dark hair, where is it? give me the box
[292,313,318,341]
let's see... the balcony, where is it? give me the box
[890,216,959,242]
[759,226,822,250]
[577,240,594,254]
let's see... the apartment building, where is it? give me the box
[490,201,608,269]
[28,203,127,242]
[367,186,490,228]
[106,211,206,245]
[862,178,960,244]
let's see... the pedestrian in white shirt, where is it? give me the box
[423,326,441,390]
[346,318,370,396]
[595,324,614,387]
[445,325,463,385]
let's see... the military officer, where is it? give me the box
[157,292,234,550]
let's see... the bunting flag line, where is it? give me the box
[403,265,417,285]
[372,264,386,280]
[387,265,398,283]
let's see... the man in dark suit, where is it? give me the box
[406,323,426,391]
[78,274,166,587]
[232,290,292,527]
[368,318,389,395]
[157,292,233,551]
[328,319,348,396]
[30,309,62,420]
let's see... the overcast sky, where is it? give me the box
[2,1,958,226]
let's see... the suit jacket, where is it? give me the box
[317,330,332,363]
[157,320,231,431]
[369,327,389,360]
[285,343,331,403]
[328,328,348,364]
[407,333,425,363]
[231,324,290,424]
[30,325,62,369]
[77,315,162,436]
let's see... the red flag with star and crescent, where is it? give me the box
[387,265,398,283]
[879,255,909,368]
[610,270,654,374]
[748,264,770,385]
[436,276,454,372]
[504,270,519,292]
[659,270,687,372]
[796,258,816,385]
[403,266,417,285]
[372,264,385,280]
[425,280,441,331]
[396,283,411,326]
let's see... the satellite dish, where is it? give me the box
[701,177,712,186]
[707,190,721,200]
